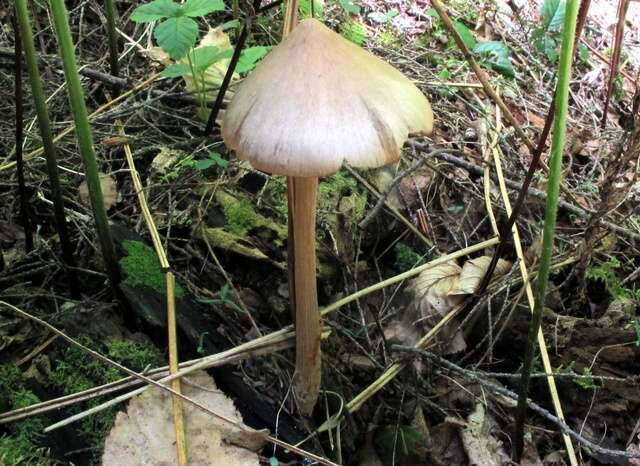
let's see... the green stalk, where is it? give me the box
[48,0,120,284]
[104,0,120,79]
[15,0,79,296]
[513,0,579,460]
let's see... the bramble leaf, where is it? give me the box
[154,16,199,59]
[236,47,269,73]
[131,0,180,22]
[337,0,361,14]
[454,21,477,50]
[182,0,225,17]
[541,0,566,30]
[160,63,192,77]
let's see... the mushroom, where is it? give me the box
[222,18,433,415]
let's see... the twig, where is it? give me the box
[408,140,640,242]
[204,0,262,134]
[601,0,630,128]
[120,127,186,465]
[0,300,337,466]
[344,164,436,250]
[393,346,640,460]
[0,331,298,425]
[359,151,444,228]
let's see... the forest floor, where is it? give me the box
[0,0,640,465]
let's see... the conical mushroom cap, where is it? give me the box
[222,19,433,177]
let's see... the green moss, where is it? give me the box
[319,170,368,221]
[393,242,425,271]
[223,198,259,235]
[120,240,184,297]
[0,365,51,466]
[49,337,164,465]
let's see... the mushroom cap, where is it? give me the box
[221,18,433,177]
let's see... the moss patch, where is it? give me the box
[48,337,164,465]
[0,365,52,466]
[319,170,368,222]
[224,198,259,235]
[120,240,184,297]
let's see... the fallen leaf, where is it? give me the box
[79,173,118,210]
[102,371,265,465]
[452,256,511,295]
[460,403,508,466]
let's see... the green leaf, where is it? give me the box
[194,152,228,170]
[473,40,509,56]
[236,46,269,73]
[182,0,225,17]
[453,21,476,50]
[131,0,180,22]
[425,7,438,17]
[299,0,324,18]
[191,46,232,72]
[154,16,199,59]
[160,63,192,77]
[337,0,361,14]
[368,9,399,24]
[540,0,566,30]
[578,42,589,63]
[474,41,515,78]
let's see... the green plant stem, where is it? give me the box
[48,0,120,285]
[15,0,79,295]
[13,12,33,252]
[513,0,579,460]
[104,0,120,80]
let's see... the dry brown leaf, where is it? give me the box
[411,261,461,292]
[101,371,265,466]
[452,256,512,295]
[460,403,508,466]
[79,173,118,210]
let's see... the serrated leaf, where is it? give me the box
[131,0,180,22]
[236,46,269,73]
[182,0,225,17]
[454,21,476,50]
[160,63,192,77]
[154,16,199,59]
[338,0,360,14]
[541,0,565,30]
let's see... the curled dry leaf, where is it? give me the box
[101,371,266,466]
[460,403,508,466]
[408,261,463,316]
[78,173,118,210]
[452,256,512,295]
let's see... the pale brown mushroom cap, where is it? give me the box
[221,18,434,177]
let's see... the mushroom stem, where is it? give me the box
[291,176,321,415]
